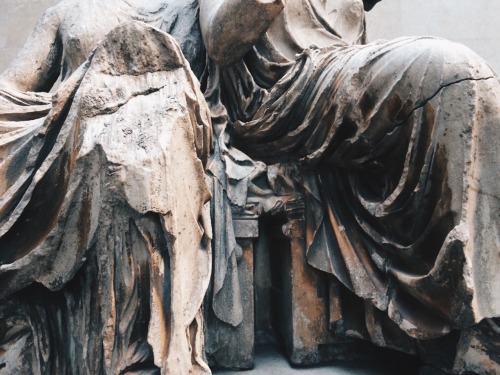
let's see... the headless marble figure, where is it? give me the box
[0,1,211,374]
[200,0,500,373]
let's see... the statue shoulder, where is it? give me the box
[35,0,74,30]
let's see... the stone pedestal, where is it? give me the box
[205,217,258,370]
[269,217,360,366]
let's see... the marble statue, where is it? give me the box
[0,1,211,374]
[200,0,500,374]
[0,0,499,374]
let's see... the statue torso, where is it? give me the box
[57,0,171,79]
[266,0,365,60]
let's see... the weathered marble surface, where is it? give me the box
[0,1,499,374]
[0,1,211,374]
[200,0,500,374]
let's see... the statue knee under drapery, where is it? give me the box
[0,1,212,374]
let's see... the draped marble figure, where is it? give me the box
[0,1,212,374]
[200,0,500,373]
[0,0,499,374]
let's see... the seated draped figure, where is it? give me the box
[0,0,498,374]
[0,1,212,374]
[203,1,500,374]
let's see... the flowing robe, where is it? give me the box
[201,0,500,345]
[0,3,212,373]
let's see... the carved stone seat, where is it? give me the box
[205,214,259,369]
[205,200,364,369]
